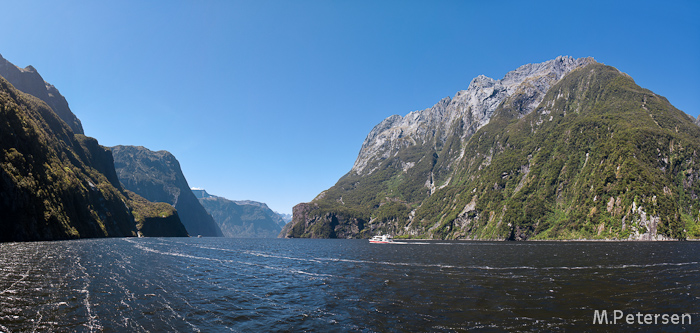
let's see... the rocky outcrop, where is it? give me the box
[0,54,84,134]
[112,146,223,237]
[282,202,367,238]
[194,188,283,238]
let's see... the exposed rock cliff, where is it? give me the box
[0,54,84,134]
[285,57,700,240]
[352,56,595,176]
[193,189,283,238]
[112,146,223,237]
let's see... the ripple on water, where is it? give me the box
[0,238,699,331]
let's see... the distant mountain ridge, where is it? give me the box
[284,57,700,240]
[193,189,284,238]
[276,212,293,224]
[112,146,223,237]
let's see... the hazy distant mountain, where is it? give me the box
[0,54,84,134]
[112,146,223,237]
[193,189,284,238]
[0,73,187,241]
[276,212,292,225]
[284,57,700,240]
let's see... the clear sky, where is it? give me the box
[1,0,698,214]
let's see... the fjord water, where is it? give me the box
[0,239,698,332]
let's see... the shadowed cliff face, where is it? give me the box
[0,76,141,240]
[0,75,135,241]
[285,59,700,240]
[0,65,188,241]
[111,145,223,237]
[0,54,84,135]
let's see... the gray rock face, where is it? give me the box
[111,145,223,237]
[351,56,595,176]
[0,54,84,134]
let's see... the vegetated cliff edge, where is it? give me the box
[193,189,284,238]
[0,54,84,135]
[283,57,700,240]
[112,146,223,237]
[0,74,188,241]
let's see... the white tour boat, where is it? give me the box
[369,234,394,244]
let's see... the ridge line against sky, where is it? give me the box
[1,0,698,214]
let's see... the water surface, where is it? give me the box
[0,238,698,331]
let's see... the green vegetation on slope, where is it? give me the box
[415,64,700,240]
[0,75,187,241]
[127,190,189,237]
[287,63,700,240]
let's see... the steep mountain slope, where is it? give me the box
[0,54,84,134]
[414,63,700,240]
[284,59,700,240]
[0,75,187,241]
[193,189,283,238]
[112,146,223,237]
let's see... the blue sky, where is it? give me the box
[1,0,698,214]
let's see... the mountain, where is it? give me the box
[0,74,187,241]
[0,54,84,134]
[111,146,223,237]
[276,212,293,225]
[283,57,700,240]
[193,189,284,238]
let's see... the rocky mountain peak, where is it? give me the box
[22,65,37,73]
[350,56,596,176]
[468,74,496,88]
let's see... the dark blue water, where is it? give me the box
[0,238,698,332]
